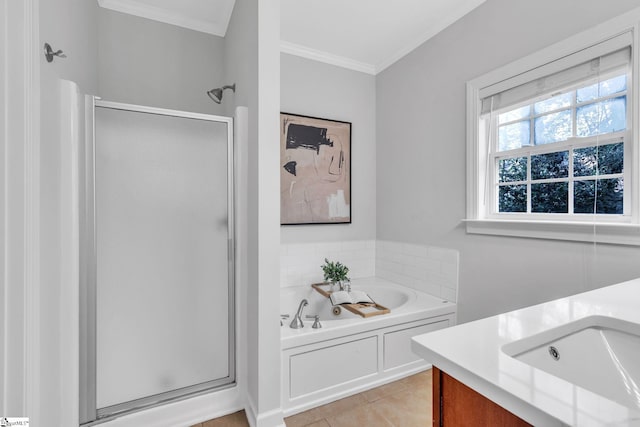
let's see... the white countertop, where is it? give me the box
[412,278,640,426]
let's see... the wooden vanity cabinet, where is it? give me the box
[432,367,532,427]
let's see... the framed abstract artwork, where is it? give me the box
[280,112,351,225]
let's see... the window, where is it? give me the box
[494,71,628,216]
[467,26,640,244]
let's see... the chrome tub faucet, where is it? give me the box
[289,299,308,329]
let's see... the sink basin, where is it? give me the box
[502,316,640,409]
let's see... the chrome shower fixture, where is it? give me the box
[207,83,236,104]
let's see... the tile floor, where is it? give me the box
[193,369,432,427]
[191,410,250,427]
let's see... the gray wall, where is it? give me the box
[225,1,284,424]
[39,0,99,424]
[223,0,260,414]
[376,0,640,323]
[280,53,376,243]
[98,8,225,115]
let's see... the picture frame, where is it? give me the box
[280,112,352,225]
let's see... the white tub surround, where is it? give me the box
[376,240,459,303]
[280,240,460,302]
[280,240,376,288]
[412,278,640,426]
[281,278,456,416]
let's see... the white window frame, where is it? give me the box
[466,10,640,245]
[489,68,631,221]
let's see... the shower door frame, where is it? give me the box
[79,99,236,425]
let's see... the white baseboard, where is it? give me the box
[245,395,285,427]
[245,396,257,427]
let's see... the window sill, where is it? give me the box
[464,219,640,246]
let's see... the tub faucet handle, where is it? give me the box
[280,314,290,326]
[306,315,322,329]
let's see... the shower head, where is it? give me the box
[207,83,236,104]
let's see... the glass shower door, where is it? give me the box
[82,102,234,422]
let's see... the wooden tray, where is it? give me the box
[311,282,333,298]
[311,283,390,318]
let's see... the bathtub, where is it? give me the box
[280,277,457,416]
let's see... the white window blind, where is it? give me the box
[480,32,632,116]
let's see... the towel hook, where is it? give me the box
[44,43,67,63]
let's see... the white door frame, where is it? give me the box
[1,0,41,423]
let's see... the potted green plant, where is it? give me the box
[321,258,350,289]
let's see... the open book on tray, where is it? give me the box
[329,290,375,306]
[310,283,390,318]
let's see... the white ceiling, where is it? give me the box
[98,0,486,75]
[281,0,485,74]
[97,0,236,37]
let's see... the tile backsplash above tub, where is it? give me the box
[280,240,376,288]
[280,240,459,303]
[376,240,459,303]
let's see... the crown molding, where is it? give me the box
[97,0,233,37]
[375,0,485,73]
[280,41,376,75]
[281,0,484,75]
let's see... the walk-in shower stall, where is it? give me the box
[79,100,235,424]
